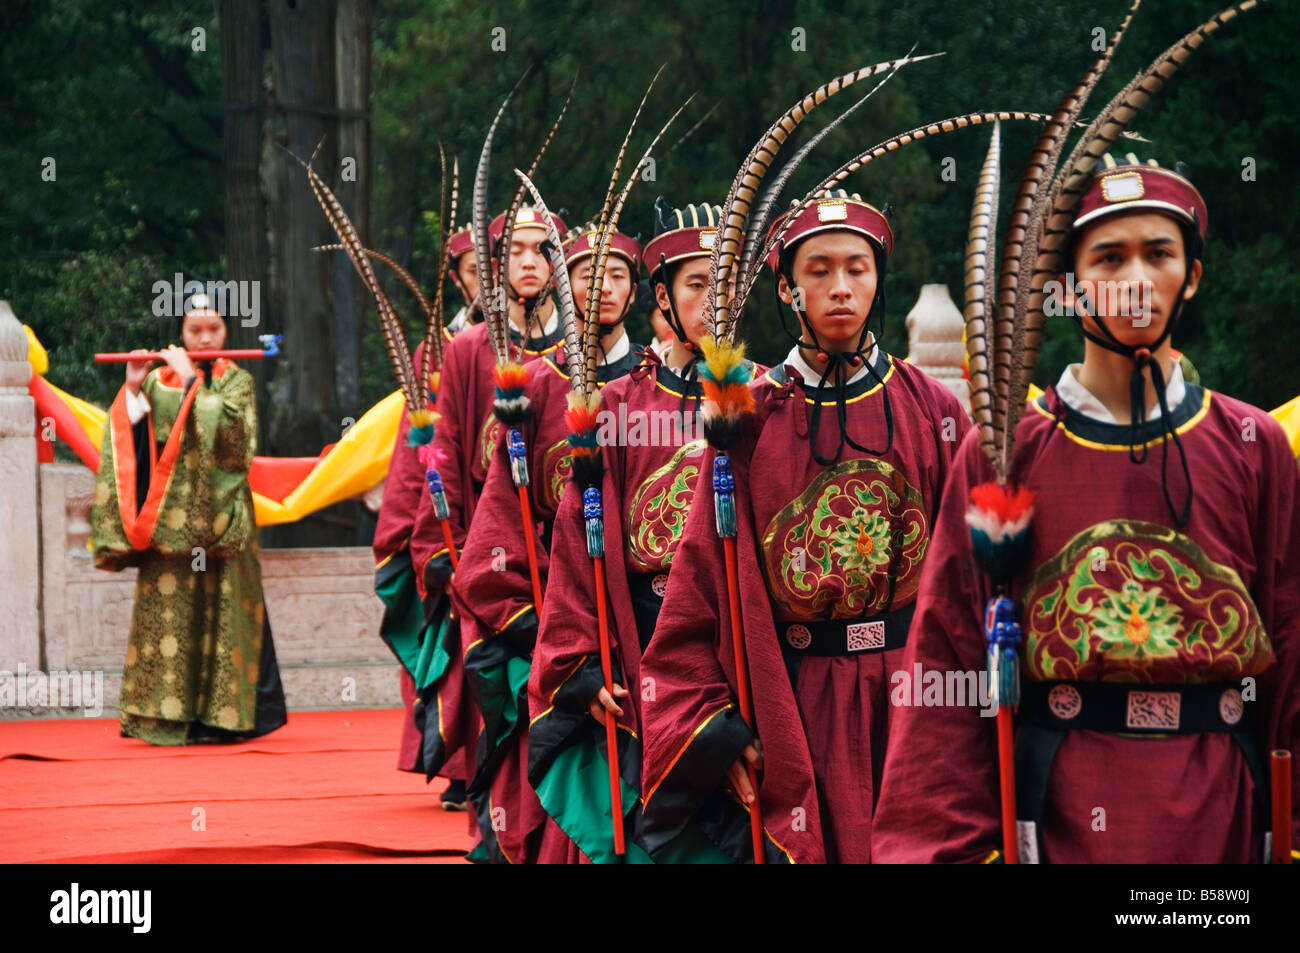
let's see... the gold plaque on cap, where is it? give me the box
[517,209,536,223]
[817,200,848,222]
[699,229,717,249]
[587,234,597,249]
[1100,172,1144,203]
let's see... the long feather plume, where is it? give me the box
[574,68,666,399]
[965,122,1002,465]
[474,80,525,367]
[496,73,578,361]
[992,0,1142,470]
[415,144,450,405]
[312,243,431,319]
[733,110,1059,321]
[512,168,580,387]
[292,150,422,420]
[734,58,911,316]
[664,99,722,159]
[581,95,693,395]
[710,52,944,343]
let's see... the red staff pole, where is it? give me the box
[592,553,626,856]
[722,535,764,864]
[441,522,460,572]
[517,486,545,615]
[1272,749,1292,864]
[713,451,763,864]
[996,706,1018,864]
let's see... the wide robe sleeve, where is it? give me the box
[872,426,1023,863]
[1255,416,1300,857]
[91,364,257,570]
[638,431,822,865]
[527,452,651,863]
[451,365,556,786]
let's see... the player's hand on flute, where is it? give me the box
[160,344,197,383]
[588,683,628,724]
[125,349,155,396]
[727,739,764,805]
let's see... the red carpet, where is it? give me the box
[0,709,473,863]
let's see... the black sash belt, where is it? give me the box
[1015,679,1266,864]
[1019,679,1256,734]
[628,571,670,653]
[776,603,915,658]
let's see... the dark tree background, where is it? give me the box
[2,0,1295,544]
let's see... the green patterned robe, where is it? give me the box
[90,362,284,745]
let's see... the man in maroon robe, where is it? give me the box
[371,225,479,806]
[407,209,566,817]
[372,335,453,777]
[872,158,1300,863]
[529,203,746,862]
[639,193,970,862]
[451,221,644,863]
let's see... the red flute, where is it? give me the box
[96,334,282,363]
[97,349,266,363]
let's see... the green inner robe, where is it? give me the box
[90,363,272,745]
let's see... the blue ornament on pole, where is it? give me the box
[507,427,530,488]
[983,595,1021,707]
[425,468,450,521]
[583,486,605,558]
[712,453,737,539]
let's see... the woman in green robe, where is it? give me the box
[90,293,287,745]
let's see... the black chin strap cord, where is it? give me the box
[1065,225,1199,526]
[774,241,894,465]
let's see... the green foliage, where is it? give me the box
[4,0,1294,417]
[1,0,223,407]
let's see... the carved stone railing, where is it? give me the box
[30,462,401,716]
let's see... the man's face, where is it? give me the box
[506,229,553,299]
[778,231,878,351]
[181,311,226,351]
[1065,211,1201,347]
[654,259,711,346]
[452,255,480,306]
[571,257,633,324]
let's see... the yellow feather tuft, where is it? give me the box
[700,336,748,382]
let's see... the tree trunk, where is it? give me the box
[216,0,270,444]
[332,0,369,449]
[264,0,343,546]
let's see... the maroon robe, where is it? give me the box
[529,352,721,861]
[371,338,447,773]
[407,319,562,789]
[872,385,1300,863]
[453,342,644,863]
[639,351,970,863]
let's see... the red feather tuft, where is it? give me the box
[565,402,602,435]
[493,362,529,390]
[970,481,1035,521]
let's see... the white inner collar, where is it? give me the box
[784,340,879,387]
[1055,359,1186,424]
[600,329,630,365]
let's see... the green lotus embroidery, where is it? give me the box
[831,508,893,576]
[1090,578,1183,661]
